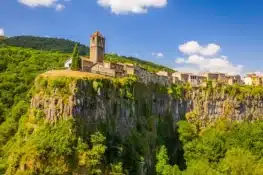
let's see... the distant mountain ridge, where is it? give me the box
[0,35,90,55]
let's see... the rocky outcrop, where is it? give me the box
[188,88,263,123]
[31,78,187,137]
[31,77,263,129]
[30,76,263,174]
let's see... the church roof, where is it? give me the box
[91,31,104,38]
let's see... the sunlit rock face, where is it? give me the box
[30,76,263,174]
[31,77,263,133]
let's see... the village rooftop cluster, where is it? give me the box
[65,31,261,87]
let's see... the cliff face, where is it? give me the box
[31,76,187,136]
[29,74,263,174]
[31,77,263,129]
[188,88,263,126]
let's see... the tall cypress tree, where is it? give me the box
[71,44,81,70]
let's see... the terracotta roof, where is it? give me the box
[91,31,104,38]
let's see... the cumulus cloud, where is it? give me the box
[18,0,58,7]
[55,3,65,11]
[18,0,65,11]
[175,55,243,75]
[179,41,220,56]
[152,52,164,58]
[97,0,168,14]
[0,28,4,36]
[176,41,243,75]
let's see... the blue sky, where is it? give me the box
[1,0,263,75]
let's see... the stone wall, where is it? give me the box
[134,66,170,86]
[91,63,116,77]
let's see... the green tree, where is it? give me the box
[71,44,81,70]
[177,121,198,145]
[109,162,125,175]
[182,160,221,175]
[218,148,261,175]
[0,35,90,55]
[156,145,181,175]
[77,132,106,175]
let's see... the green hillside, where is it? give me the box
[0,36,175,73]
[105,54,175,73]
[0,36,89,55]
[0,46,68,173]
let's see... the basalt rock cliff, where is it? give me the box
[28,73,263,174]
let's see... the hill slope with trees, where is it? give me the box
[0,36,90,55]
[0,36,175,73]
[0,46,69,173]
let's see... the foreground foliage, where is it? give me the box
[0,46,68,173]
[157,119,263,174]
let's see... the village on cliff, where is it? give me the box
[65,31,262,87]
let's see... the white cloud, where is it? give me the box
[174,66,200,74]
[0,28,4,36]
[55,3,65,11]
[200,44,220,56]
[18,0,57,7]
[97,0,168,14]
[152,52,164,58]
[176,41,242,75]
[175,54,243,75]
[179,41,220,56]
[18,0,65,11]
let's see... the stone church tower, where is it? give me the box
[90,31,105,63]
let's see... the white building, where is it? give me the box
[244,77,253,85]
[64,58,72,69]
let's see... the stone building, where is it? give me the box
[201,72,242,85]
[244,73,263,86]
[172,72,190,83]
[226,75,242,85]
[172,72,206,86]
[70,31,132,77]
[201,72,226,81]
[64,31,174,86]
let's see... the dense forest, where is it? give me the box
[156,119,263,174]
[0,36,90,55]
[0,46,69,173]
